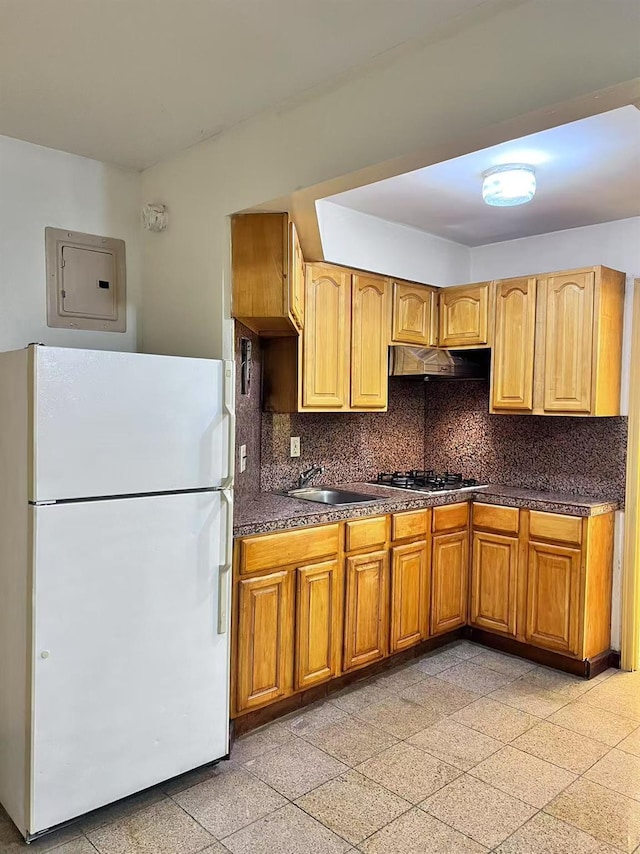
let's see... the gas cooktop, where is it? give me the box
[371,470,485,494]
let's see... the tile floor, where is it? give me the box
[2,641,640,854]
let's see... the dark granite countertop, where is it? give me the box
[233,482,619,538]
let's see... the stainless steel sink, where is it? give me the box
[287,487,379,505]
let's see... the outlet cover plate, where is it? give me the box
[290,437,301,458]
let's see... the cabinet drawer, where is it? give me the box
[240,524,340,574]
[392,510,429,541]
[529,511,582,546]
[433,502,469,533]
[473,503,519,535]
[345,516,388,552]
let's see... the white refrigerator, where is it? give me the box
[0,345,234,841]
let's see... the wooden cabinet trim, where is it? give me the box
[529,511,582,546]
[472,503,520,535]
[240,524,340,575]
[345,516,388,552]
[392,509,430,541]
[433,502,469,533]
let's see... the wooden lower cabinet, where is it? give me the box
[295,559,341,690]
[343,550,389,671]
[390,540,429,652]
[431,530,468,635]
[470,531,518,636]
[525,540,581,654]
[236,570,294,712]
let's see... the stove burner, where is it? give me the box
[373,470,479,492]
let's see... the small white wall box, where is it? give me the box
[45,228,126,332]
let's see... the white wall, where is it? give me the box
[140,0,640,361]
[316,201,470,286]
[0,135,142,353]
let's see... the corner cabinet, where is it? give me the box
[263,262,390,413]
[439,282,492,348]
[491,266,625,416]
[391,281,438,346]
[430,504,469,635]
[231,213,304,335]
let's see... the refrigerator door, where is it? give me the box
[32,347,233,502]
[30,491,230,834]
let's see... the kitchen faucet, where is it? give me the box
[298,464,324,489]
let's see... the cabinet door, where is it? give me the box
[344,550,389,670]
[289,221,305,331]
[439,283,490,347]
[470,531,518,636]
[541,272,594,413]
[351,274,389,409]
[295,559,341,690]
[431,531,468,635]
[391,282,434,346]
[525,541,581,654]
[492,278,536,411]
[302,265,351,408]
[237,571,294,712]
[390,540,428,652]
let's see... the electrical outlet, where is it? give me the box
[239,444,247,473]
[290,436,301,458]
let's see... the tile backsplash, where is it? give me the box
[234,325,627,503]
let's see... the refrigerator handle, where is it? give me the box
[218,486,234,635]
[222,360,236,490]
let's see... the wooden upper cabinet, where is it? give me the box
[236,570,294,712]
[470,531,518,636]
[390,540,429,652]
[302,264,351,409]
[431,530,468,635]
[492,278,537,412]
[231,212,304,336]
[391,282,437,346]
[351,274,390,410]
[295,559,341,690]
[343,549,389,671]
[540,271,595,414]
[525,540,581,655]
[439,282,491,348]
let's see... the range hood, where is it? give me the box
[390,346,489,380]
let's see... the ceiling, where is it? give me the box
[324,106,640,246]
[0,0,491,170]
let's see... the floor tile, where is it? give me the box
[401,675,480,716]
[302,715,397,766]
[0,815,82,852]
[281,700,348,735]
[584,748,640,801]
[421,773,536,848]
[40,841,100,854]
[495,811,621,854]
[434,660,515,694]
[330,681,391,715]
[412,648,466,675]
[524,667,597,700]
[231,721,295,762]
[79,788,167,832]
[222,803,350,854]
[548,700,638,747]
[356,741,460,804]
[580,672,640,721]
[354,695,442,738]
[358,807,487,853]
[448,641,484,660]
[489,679,570,718]
[244,738,348,799]
[371,664,426,692]
[295,770,409,845]
[618,727,640,757]
[469,745,576,807]
[511,721,609,773]
[471,649,538,679]
[162,758,236,796]
[545,778,640,852]
[172,766,286,839]
[85,799,214,854]
[407,718,502,770]
[451,697,539,742]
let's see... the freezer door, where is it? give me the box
[32,347,232,501]
[30,491,230,834]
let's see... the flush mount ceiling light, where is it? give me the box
[482,164,536,207]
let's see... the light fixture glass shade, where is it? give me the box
[482,165,536,207]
